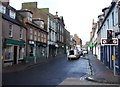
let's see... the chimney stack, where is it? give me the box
[1,0,9,6]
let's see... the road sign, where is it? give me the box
[102,39,107,44]
[88,44,94,47]
[101,38,118,45]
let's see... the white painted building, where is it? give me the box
[47,14,57,57]
[98,1,120,74]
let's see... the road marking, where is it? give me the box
[80,74,91,80]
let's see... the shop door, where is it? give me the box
[14,46,17,64]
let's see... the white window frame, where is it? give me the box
[38,31,41,41]
[19,47,24,59]
[40,21,44,29]
[9,24,13,37]
[41,32,44,42]
[20,28,23,39]
[44,34,46,43]
[28,13,32,22]
[1,5,6,14]
[30,28,33,40]
[10,10,16,19]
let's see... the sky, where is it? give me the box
[10,0,112,45]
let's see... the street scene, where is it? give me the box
[0,0,120,87]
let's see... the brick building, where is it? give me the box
[64,29,70,54]
[21,2,66,57]
[17,9,48,63]
[74,34,82,50]
[1,1,27,66]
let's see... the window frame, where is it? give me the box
[38,31,41,41]
[9,24,13,37]
[34,30,37,41]
[20,27,23,39]
[30,28,33,40]
[10,10,16,19]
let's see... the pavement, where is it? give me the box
[58,51,120,86]
[86,51,119,84]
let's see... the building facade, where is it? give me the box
[55,16,65,55]
[21,2,49,58]
[90,0,120,74]
[64,29,70,54]
[17,9,48,63]
[70,35,76,49]
[1,1,27,66]
[74,34,82,51]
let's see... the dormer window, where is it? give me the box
[10,10,16,19]
[40,21,44,29]
[28,12,32,22]
[0,4,6,14]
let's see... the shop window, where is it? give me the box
[19,47,24,59]
[4,45,13,60]
[29,46,34,56]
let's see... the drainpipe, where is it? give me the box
[0,13,2,87]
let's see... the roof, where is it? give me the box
[2,14,26,29]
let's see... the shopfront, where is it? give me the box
[36,42,47,58]
[3,39,25,66]
[28,41,47,59]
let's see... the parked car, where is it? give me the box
[67,49,80,60]
[83,50,88,55]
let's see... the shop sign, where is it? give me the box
[5,39,25,45]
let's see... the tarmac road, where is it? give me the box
[3,56,91,86]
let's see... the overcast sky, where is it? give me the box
[10,0,112,44]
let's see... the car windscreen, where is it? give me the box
[69,50,74,55]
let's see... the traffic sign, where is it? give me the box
[101,38,118,45]
[102,39,107,44]
[88,44,94,47]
